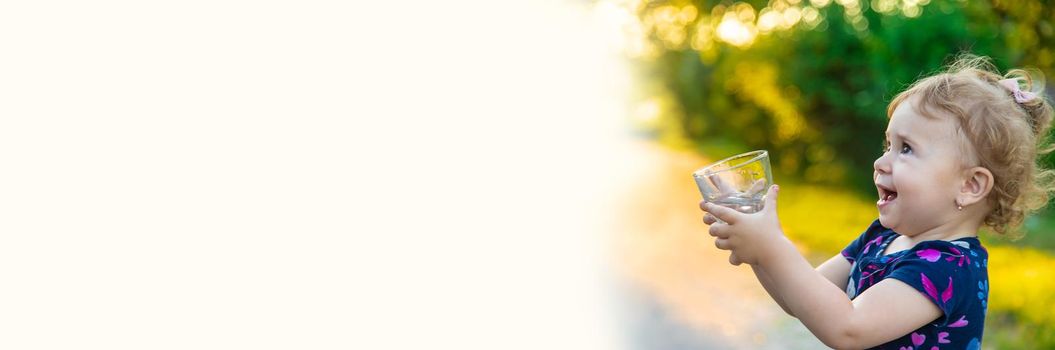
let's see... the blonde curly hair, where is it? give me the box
[887,54,1055,236]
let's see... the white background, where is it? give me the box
[1,1,637,348]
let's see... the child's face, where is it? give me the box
[873,97,967,235]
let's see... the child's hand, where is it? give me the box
[699,184,786,265]
[702,213,744,266]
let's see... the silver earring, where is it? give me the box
[956,201,963,211]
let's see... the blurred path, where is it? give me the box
[613,140,826,350]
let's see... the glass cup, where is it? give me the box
[692,150,773,216]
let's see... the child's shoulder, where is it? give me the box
[845,220,989,263]
[910,230,987,253]
[902,236,988,265]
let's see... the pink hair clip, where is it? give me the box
[998,78,1037,103]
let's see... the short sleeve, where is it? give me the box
[840,219,887,263]
[885,243,976,326]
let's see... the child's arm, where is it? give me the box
[816,254,852,291]
[750,265,792,315]
[759,241,941,349]
[705,213,797,315]
[704,204,853,317]
[702,186,941,348]
[750,254,850,318]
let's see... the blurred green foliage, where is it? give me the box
[630,0,1055,194]
[620,0,1055,348]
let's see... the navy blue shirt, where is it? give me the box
[840,220,989,350]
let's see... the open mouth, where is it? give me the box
[877,184,898,205]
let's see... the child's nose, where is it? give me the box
[874,153,891,174]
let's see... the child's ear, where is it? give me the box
[958,166,994,207]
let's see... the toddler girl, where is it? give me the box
[698,55,1055,349]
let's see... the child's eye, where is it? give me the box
[900,143,913,154]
